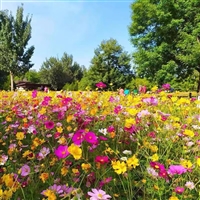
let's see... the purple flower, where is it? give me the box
[21,164,30,177]
[168,165,187,176]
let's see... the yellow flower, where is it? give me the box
[151,86,158,92]
[2,174,15,187]
[112,160,127,174]
[6,116,12,122]
[61,166,68,176]
[150,145,158,153]
[57,136,66,145]
[39,173,49,183]
[183,129,194,137]
[66,115,73,123]
[56,126,63,133]
[151,153,159,161]
[72,168,79,174]
[127,108,137,116]
[125,118,135,128]
[2,189,13,200]
[81,163,91,172]
[68,143,82,160]
[90,108,98,116]
[169,196,179,200]
[39,107,46,115]
[43,189,57,200]
[16,132,25,140]
[126,155,139,169]
[180,159,192,169]
[196,158,200,167]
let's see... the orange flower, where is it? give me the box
[39,173,49,183]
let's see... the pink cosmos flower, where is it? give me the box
[96,82,107,89]
[45,121,55,130]
[32,90,37,98]
[175,186,184,194]
[21,164,31,177]
[88,188,111,200]
[85,132,98,144]
[162,83,170,90]
[167,165,187,176]
[95,156,110,164]
[150,162,166,171]
[72,130,85,145]
[54,145,69,159]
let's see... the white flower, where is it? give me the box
[99,128,108,136]
[120,157,128,161]
[123,150,132,155]
[185,181,195,190]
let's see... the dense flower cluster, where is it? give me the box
[0,89,199,199]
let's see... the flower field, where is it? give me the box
[0,90,200,200]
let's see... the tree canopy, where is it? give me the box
[0,6,35,91]
[129,0,200,89]
[39,53,85,90]
[84,38,134,90]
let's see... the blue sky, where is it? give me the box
[1,0,134,71]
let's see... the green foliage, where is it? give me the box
[86,38,134,90]
[0,70,9,90]
[126,77,151,91]
[39,53,84,91]
[24,69,40,83]
[0,5,35,90]
[78,73,92,90]
[129,0,200,89]
[63,81,79,91]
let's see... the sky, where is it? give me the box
[0,0,134,71]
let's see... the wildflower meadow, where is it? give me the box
[0,87,200,200]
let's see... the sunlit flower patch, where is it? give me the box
[0,89,199,199]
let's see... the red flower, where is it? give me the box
[95,156,110,164]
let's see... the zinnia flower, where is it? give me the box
[88,188,111,200]
[54,145,69,159]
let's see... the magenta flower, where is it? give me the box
[96,82,107,89]
[45,121,55,130]
[150,161,166,171]
[32,90,37,98]
[72,130,85,145]
[95,156,110,164]
[162,83,171,90]
[175,186,184,194]
[85,132,98,144]
[88,188,111,200]
[21,164,31,177]
[54,145,69,159]
[167,165,187,176]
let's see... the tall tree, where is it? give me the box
[129,0,200,88]
[86,38,133,90]
[0,6,35,91]
[39,53,84,90]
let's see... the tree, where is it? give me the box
[129,0,200,89]
[0,6,35,91]
[25,69,40,83]
[86,38,134,90]
[39,53,84,90]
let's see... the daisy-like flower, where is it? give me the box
[88,188,111,200]
[112,160,127,174]
[167,165,187,176]
[21,164,31,177]
[174,186,184,194]
[68,143,82,160]
[95,156,109,164]
[54,145,69,159]
[185,181,195,190]
[96,82,107,89]
[85,132,98,144]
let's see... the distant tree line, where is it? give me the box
[1,1,200,92]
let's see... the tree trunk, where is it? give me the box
[10,71,14,91]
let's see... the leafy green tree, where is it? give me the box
[129,0,200,89]
[39,53,84,90]
[24,69,40,83]
[0,6,35,91]
[126,77,151,91]
[86,38,133,90]
[0,70,9,90]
